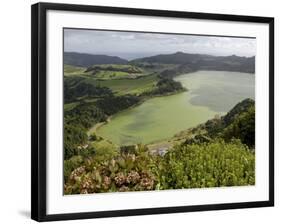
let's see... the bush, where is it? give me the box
[222,105,255,147]
[89,133,97,141]
[158,140,255,189]
[64,77,113,103]
[64,140,255,194]
[64,145,159,194]
[64,156,84,181]
[95,95,140,115]
[64,123,88,159]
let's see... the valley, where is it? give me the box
[63,51,255,194]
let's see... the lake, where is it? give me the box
[97,71,255,145]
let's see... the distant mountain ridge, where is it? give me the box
[64,51,255,74]
[131,52,255,73]
[64,52,128,67]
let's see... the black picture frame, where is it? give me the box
[31,2,274,222]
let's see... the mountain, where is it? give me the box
[64,52,128,67]
[64,51,255,73]
[131,52,255,73]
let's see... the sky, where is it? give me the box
[64,28,256,60]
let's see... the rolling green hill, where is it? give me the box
[85,64,145,80]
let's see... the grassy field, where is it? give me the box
[85,64,148,80]
[90,139,118,158]
[64,63,153,80]
[93,70,139,80]
[86,74,159,95]
[131,62,178,73]
[64,64,86,76]
[64,102,80,111]
[64,63,182,95]
[64,62,161,97]
[87,64,143,72]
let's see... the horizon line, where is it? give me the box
[64,50,256,61]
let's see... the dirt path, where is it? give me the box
[87,117,111,136]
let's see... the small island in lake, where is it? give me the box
[63,29,255,194]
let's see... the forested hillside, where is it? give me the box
[64,52,128,67]
[131,52,255,74]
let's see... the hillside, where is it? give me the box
[85,64,145,80]
[64,52,128,67]
[64,98,255,194]
[131,52,255,74]
[64,51,255,74]
[178,98,255,147]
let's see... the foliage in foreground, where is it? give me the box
[64,140,255,194]
[64,145,158,194]
[159,140,255,189]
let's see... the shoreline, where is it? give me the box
[87,88,187,137]
[85,71,254,153]
[87,116,111,136]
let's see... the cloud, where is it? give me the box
[64,29,256,59]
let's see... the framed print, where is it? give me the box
[31,2,274,222]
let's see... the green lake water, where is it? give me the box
[97,71,255,145]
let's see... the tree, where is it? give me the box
[223,105,255,148]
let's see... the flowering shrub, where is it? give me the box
[64,145,159,194]
[64,140,255,194]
